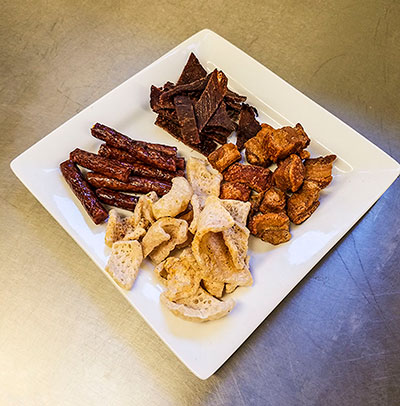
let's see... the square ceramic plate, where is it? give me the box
[11,29,399,379]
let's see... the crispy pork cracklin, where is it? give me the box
[220,181,251,202]
[264,123,310,163]
[259,187,286,213]
[248,211,291,245]
[208,143,241,173]
[272,154,305,192]
[223,163,272,192]
[244,124,271,167]
[287,180,321,224]
[304,155,336,188]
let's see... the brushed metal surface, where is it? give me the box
[1,1,399,405]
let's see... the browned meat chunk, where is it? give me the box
[208,143,241,172]
[298,150,311,160]
[236,104,262,150]
[265,123,311,163]
[223,163,272,192]
[176,53,207,85]
[244,124,271,167]
[304,155,336,188]
[248,212,291,245]
[248,192,264,219]
[272,154,305,192]
[174,95,200,144]
[194,70,228,131]
[287,181,321,224]
[259,187,286,213]
[220,181,251,202]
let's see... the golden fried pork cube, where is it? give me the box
[304,154,336,188]
[272,154,305,192]
[220,181,251,201]
[298,150,311,160]
[287,180,321,224]
[223,163,272,192]
[244,124,271,167]
[266,123,310,163]
[207,143,241,173]
[248,212,291,245]
[259,187,286,213]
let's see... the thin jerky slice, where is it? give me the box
[200,130,228,145]
[194,70,228,131]
[155,114,217,156]
[236,103,262,150]
[160,75,210,104]
[225,89,247,104]
[207,102,236,132]
[177,52,207,85]
[174,95,200,144]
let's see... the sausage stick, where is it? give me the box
[60,160,108,224]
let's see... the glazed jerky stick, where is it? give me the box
[60,160,108,225]
[91,123,176,171]
[98,144,184,181]
[86,172,172,196]
[70,148,131,182]
[95,188,139,211]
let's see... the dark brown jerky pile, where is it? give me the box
[150,52,258,156]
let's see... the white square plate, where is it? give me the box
[11,29,399,379]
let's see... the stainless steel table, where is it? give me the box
[1,1,399,404]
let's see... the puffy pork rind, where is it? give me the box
[142,217,188,264]
[123,191,158,241]
[105,240,143,290]
[152,177,192,220]
[202,279,225,298]
[154,248,202,302]
[192,196,252,287]
[221,199,251,226]
[105,209,126,248]
[186,157,222,205]
[186,157,223,232]
[160,287,235,322]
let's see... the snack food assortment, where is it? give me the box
[58,52,337,322]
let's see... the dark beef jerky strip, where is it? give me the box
[160,75,210,104]
[91,123,176,171]
[92,123,177,156]
[236,103,262,150]
[207,102,236,132]
[155,114,217,156]
[225,89,247,104]
[177,52,207,85]
[200,130,228,145]
[70,148,131,182]
[194,70,228,131]
[150,85,175,111]
[95,188,139,211]
[60,160,108,224]
[174,95,200,144]
[98,144,184,181]
[86,172,171,196]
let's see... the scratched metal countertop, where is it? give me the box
[1,1,399,405]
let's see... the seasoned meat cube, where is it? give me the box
[266,123,311,163]
[248,191,264,220]
[259,187,286,213]
[223,163,272,192]
[272,154,305,192]
[220,181,251,201]
[287,181,321,224]
[244,124,271,167]
[208,143,241,172]
[304,154,336,188]
[236,104,262,150]
[298,150,310,160]
[248,212,291,245]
